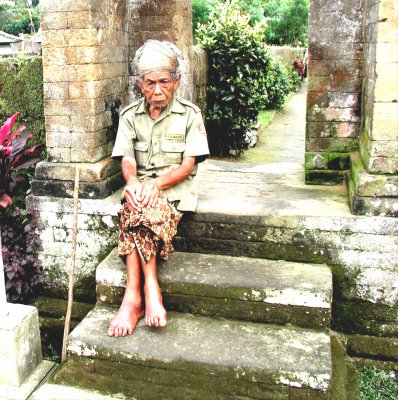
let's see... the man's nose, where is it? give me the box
[154,82,162,94]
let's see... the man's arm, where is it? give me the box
[121,156,143,210]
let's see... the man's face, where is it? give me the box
[139,70,180,110]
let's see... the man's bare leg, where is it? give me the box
[108,249,144,337]
[142,256,167,328]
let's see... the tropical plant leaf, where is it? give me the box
[13,157,42,170]
[0,112,19,145]
[0,192,12,208]
[4,125,26,146]
[0,113,43,209]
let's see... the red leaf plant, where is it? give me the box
[0,112,43,209]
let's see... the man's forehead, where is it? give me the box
[143,70,173,81]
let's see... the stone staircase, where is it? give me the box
[50,249,335,399]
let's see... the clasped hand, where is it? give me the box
[123,180,160,210]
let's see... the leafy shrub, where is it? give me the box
[1,207,44,302]
[196,0,272,156]
[1,113,44,302]
[263,58,293,110]
[0,57,45,147]
[0,112,43,208]
[196,0,296,157]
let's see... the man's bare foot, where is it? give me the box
[108,302,144,337]
[144,283,167,328]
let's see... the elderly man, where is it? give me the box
[109,40,209,337]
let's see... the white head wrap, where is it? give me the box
[133,40,181,78]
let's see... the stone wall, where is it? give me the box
[347,0,398,217]
[267,46,305,68]
[305,0,363,184]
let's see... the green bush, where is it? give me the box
[196,0,294,157]
[263,58,293,109]
[0,56,45,147]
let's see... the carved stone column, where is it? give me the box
[348,0,398,216]
[32,0,129,199]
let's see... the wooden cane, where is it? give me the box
[61,166,80,362]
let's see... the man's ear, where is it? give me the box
[136,77,144,92]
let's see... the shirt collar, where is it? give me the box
[134,96,185,115]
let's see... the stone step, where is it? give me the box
[96,249,332,330]
[53,307,331,400]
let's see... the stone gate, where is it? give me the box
[306,0,397,217]
[26,0,397,367]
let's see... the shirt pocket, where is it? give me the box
[161,141,186,164]
[134,141,149,166]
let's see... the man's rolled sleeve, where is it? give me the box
[111,113,136,159]
[183,111,209,162]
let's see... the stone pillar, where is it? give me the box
[32,0,129,199]
[0,304,55,399]
[305,0,364,184]
[127,0,195,103]
[348,0,398,216]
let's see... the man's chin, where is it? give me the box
[151,103,167,110]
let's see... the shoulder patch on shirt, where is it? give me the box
[176,97,201,113]
[120,99,143,116]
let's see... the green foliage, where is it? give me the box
[192,0,216,29]
[0,57,45,147]
[196,0,295,157]
[1,207,44,302]
[237,0,265,24]
[0,0,40,35]
[264,0,309,46]
[263,58,293,109]
[359,366,398,400]
[196,0,272,156]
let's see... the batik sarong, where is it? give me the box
[117,191,182,263]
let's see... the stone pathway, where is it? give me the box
[240,82,307,164]
[197,82,351,218]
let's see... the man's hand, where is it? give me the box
[123,181,143,210]
[140,180,160,208]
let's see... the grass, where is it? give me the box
[359,366,398,400]
[233,109,277,164]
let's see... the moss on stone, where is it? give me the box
[305,170,346,185]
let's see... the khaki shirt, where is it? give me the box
[112,96,209,212]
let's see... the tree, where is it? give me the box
[0,0,40,36]
[193,0,309,46]
[263,0,309,46]
[192,0,216,28]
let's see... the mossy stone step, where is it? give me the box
[55,307,331,400]
[96,249,332,330]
